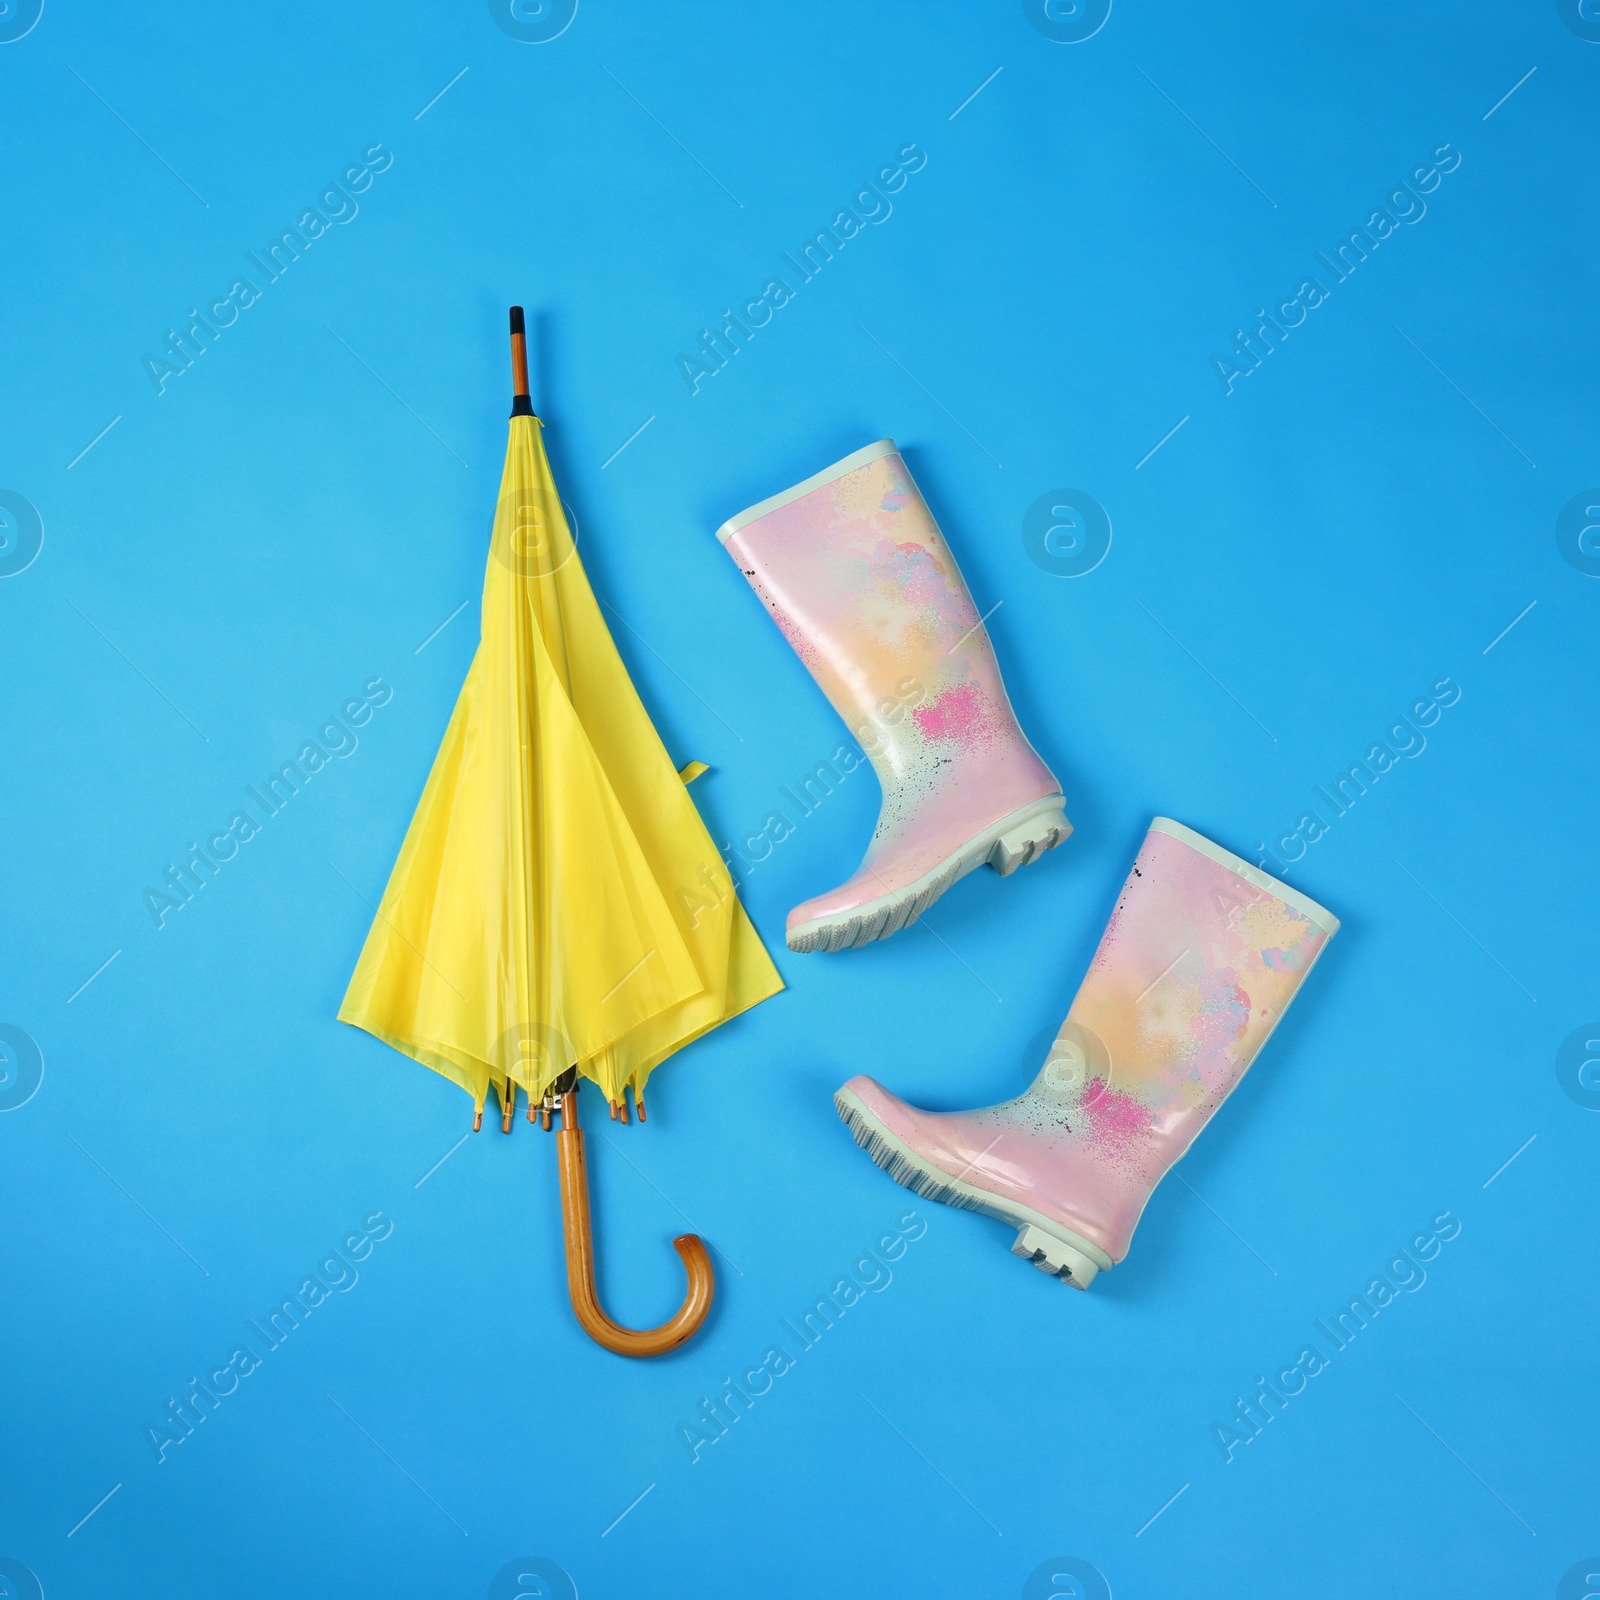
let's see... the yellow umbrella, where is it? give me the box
[339,307,782,1356]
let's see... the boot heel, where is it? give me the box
[988,804,1071,877]
[1011,1223,1105,1290]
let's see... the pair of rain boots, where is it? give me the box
[719,442,1338,1289]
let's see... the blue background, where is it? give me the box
[3,2,1597,1596]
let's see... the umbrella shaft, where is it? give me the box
[511,330,529,399]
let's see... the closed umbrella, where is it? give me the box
[339,308,782,1355]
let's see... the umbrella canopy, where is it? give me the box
[339,327,781,1116]
[337,309,781,1354]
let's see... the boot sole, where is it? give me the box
[787,796,1071,955]
[833,1084,1113,1290]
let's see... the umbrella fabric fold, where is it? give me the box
[339,412,781,1112]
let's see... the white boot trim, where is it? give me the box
[787,797,1069,954]
[1151,816,1339,935]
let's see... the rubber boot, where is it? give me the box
[834,818,1338,1287]
[718,440,1069,953]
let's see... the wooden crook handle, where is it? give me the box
[554,1090,714,1358]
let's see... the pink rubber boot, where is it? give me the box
[834,819,1339,1287]
[718,440,1069,953]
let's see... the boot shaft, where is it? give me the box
[1060,819,1334,1114]
[1020,819,1338,1245]
[833,819,1338,1280]
[718,441,1048,794]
